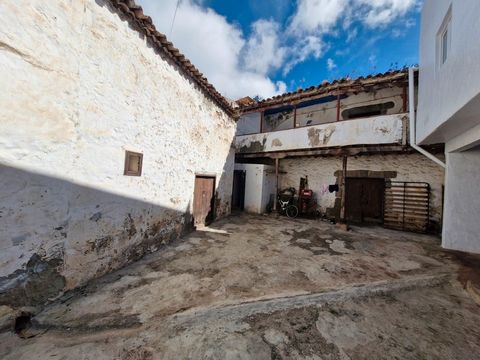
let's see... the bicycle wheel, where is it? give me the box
[286,205,299,218]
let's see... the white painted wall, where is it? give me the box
[0,0,235,304]
[443,147,480,253]
[234,164,275,214]
[418,0,480,253]
[417,0,480,145]
[236,114,406,154]
[280,153,445,226]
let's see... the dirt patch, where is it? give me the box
[246,307,343,359]
[450,251,480,289]
[0,254,65,307]
[122,347,154,360]
[290,228,355,255]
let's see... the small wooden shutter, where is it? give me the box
[384,182,430,233]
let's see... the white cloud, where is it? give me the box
[283,35,325,76]
[137,0,286,99]
[289,0,349,35]
[346,27,358,43]
[355,0,420,28]
[369,53,378,68]
[283,0,420,71]
[327,58,337,71]
[243,19,287,74]
[289,0,421,31]
[136,0,421,98]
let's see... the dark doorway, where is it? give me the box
[232,170,246,211]
[346,178,385,224]
[193,176,216,226]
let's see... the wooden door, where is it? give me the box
[346,178,385,224]
[193,176,215,226]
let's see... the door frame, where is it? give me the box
[193,174,217,226]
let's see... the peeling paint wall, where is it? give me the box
[0,0,236,306]
[279,153,445,228]
[235,114,406,153]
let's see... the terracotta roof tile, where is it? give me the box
[108,0,235,116]
[239,69,413,112]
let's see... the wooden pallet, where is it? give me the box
[384,182,430,233]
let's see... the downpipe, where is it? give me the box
[408,67,446,168]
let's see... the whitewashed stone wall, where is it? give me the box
[0,0,235,306]
[279,153,445,227]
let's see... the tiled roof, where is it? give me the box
[239,69,413,112]
[109,0,235,116]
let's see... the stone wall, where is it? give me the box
[279,153,445,229]
[0,0,236,306]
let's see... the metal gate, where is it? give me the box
[384,182,430,233]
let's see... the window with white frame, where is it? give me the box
[437,6,452,68]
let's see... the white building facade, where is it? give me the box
[417,0,480,253]
[235,71,445,233]
[0,0,236,307]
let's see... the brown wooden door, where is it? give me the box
[346,178,385,224]
[193,176,215,226]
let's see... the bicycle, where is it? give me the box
[277,187,299,218]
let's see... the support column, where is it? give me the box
[336,89,342,122]
[293,106,297,128]
[273,157,279,211]
[402,84,408,113]
[339,155,348,229]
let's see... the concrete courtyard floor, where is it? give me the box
[1,213,480,359]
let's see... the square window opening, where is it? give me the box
[124,151,143,176]
[437,6,452,69]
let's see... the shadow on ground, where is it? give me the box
[0,213,479,359]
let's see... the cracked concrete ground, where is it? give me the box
[1,213,479,359]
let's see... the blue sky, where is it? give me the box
[138,0,422,99]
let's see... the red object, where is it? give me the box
[301,189,313,198]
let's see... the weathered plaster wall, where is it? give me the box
[0,0,235,306]
[237,85,406,134]
[279,153,445,228]
[235,114,406,154]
